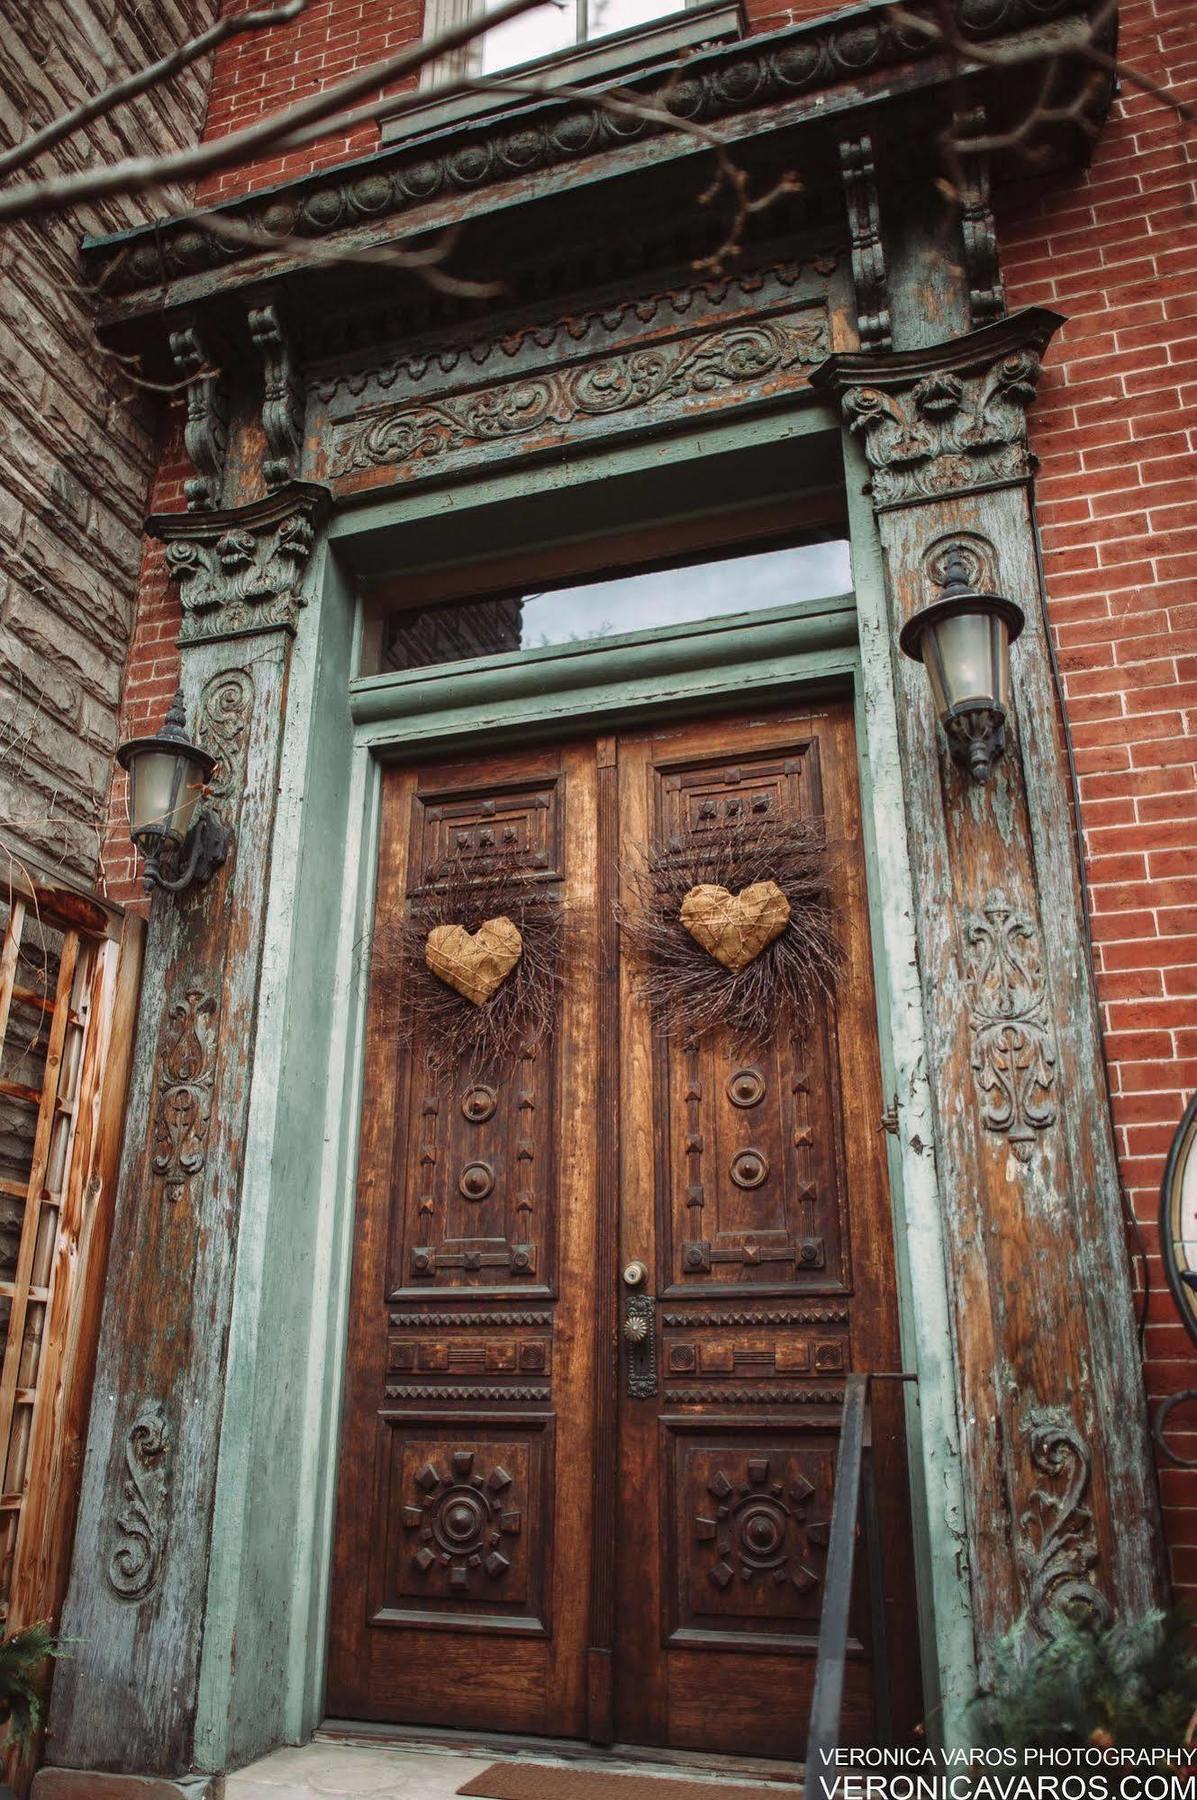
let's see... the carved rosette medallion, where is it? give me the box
[1019,1407,1111,1639]
[107,1401,170,1603]
[403,1449,521,1591]
[148,483,328,646]
[963,897,1058,1164]
[694,1454,827,1594]
[151,987,219,1202]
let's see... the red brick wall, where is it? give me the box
[103,0,1197,1596]
[997,0,1197,1598]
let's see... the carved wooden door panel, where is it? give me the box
[329,704,919,1751]
[611,705,921,1756]
[327,743,599,1735]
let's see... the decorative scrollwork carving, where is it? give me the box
[107,1402,170,1603]
[955,108,1006,329]
[168,320,227,511]
[332,317,828,474]
[963,896,1058,1164]
[1019,1406,1111,1639]
[151,987,219,1203]
[248,299,305,488]
[197,669,254,828]
[839,134,891,351]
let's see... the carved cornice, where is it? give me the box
[81,0,1101,309]
[147,482,330,646]
[810,306,1064,509]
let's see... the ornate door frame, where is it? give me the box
[298,424,975,1749]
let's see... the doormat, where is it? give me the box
[456,1764,801,1800]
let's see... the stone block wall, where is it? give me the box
[0,1,214,888]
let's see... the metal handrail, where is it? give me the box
[806,1371,916,1798]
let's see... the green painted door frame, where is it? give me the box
[194,399,975,1771]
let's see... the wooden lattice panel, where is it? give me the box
[0,865,142,1647]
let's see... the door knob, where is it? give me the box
[623,1313,649,1343]
[622,1260,648,1288]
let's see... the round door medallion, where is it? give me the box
[458,1160,496,1201]
[730,1148,769,1189]
[461,1085,498,1124]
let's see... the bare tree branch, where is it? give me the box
[0,0,311,183]
[0,0,561,224]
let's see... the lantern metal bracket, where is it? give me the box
[941,700,1008,786]
[140,808,231,895]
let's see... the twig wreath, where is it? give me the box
[378,850,565,1081]
[619,812,840,1050]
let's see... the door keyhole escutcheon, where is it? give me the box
[624,1290,657,1398]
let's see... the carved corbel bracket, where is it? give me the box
[953,108,1007,330]
[168,316,229,512]
[839,133,891,352]
[810,305,1063,512]
[147,481,329,647]
[247,295,305,489]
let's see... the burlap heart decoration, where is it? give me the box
[679,880,791,973]
[425,916,523,1005]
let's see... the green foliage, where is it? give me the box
[974,1609,1197,1751]
[0,1621,62,1752]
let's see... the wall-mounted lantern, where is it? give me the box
[898,551,1025,785]
[116,689,230,894]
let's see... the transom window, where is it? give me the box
[381,539,852,672]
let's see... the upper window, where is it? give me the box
[399,0,741,135]
[480,0,688,74]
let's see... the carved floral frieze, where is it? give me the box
[332,313,828,477]
[1018,1406,1111,1639]
[962,896,1058,1165]
[107,1401,171,1604]
[148,483,328,646]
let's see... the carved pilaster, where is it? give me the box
[248,297,305,489]
[168,318,229,511]
[51,482,329,1776]
[149,482,328,645]
[839,134,891,352]
[814,313,1166,1669]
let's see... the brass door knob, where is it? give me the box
[622,1260,648,1288]
[624,1314,649,1344]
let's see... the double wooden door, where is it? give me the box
[328,702,920,1754]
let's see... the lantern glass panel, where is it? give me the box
[921,610,1010,717]
[128,747,204,847]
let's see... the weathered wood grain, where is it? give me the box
[815,315,1167,1666]
[48,488,326,1776]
